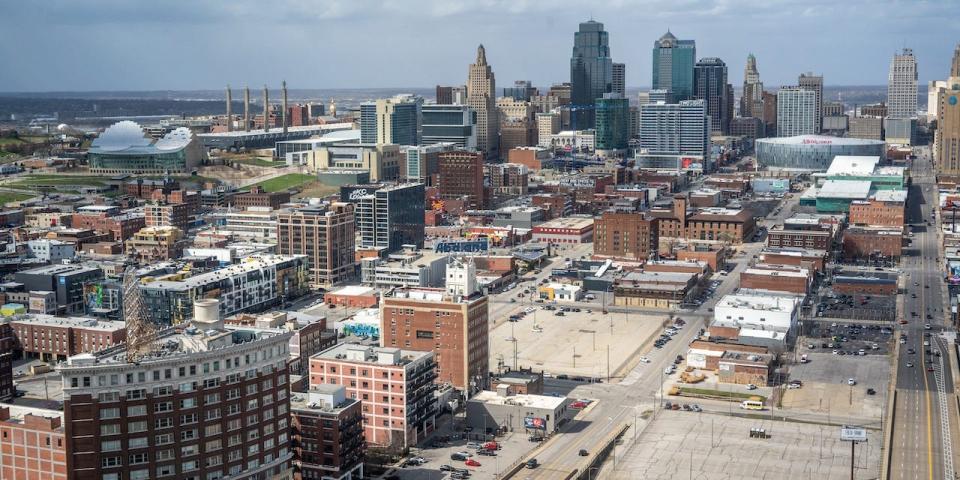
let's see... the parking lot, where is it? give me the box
[489,304,669,379]
[812,288,898,322]
[781,350,890,420]
[801,321,895,356]
[395,421,541,479]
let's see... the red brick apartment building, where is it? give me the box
[0,406,67,480]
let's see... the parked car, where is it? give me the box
[578,449,589,456]
[465,459,481,467]
[525,458,539,469]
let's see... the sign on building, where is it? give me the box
[524,417,546,430]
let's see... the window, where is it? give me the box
[100,424,120,436]
[205,439,222,452]
[181,444,199,457]
[128,421,147,433]
[203,378,220,389]
[101,456,121,468]
[181,429,198,441]
[99,408,120,420]
[246,429,259,441]
[155,418,173,429]
[181,413,198,425]
[227,419,241,431]
[129,469,150,480]
[102,474,119,480]
[98,392,119,402]
[228,434,242,447]
[153,385,173,396]
[246,399,258,411]
[154,401,172,413]
[156,465,176,477]
[205,408,221,421]
[129,453,149,465]
[101,440,121,452]
[128,437,148,449]
[247,444,260,455]
[228,449,242,462]
[126,389,146,400]
[155,433,173,446]
[205,424,222,436]
[246,384,258,395]
[128,405,147,417]
[227,403,240,415]
[181,398,197,409]
[205,392,220,404]
[156,449,175,461]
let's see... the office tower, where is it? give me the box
[639,100,710,156]
[421,104,477,148]
[570,20,614,129]
[888,48,918,119]
[466,44,499,160]
[935,43,960,175]
[438,150,486,209]
[777,87,817,137]
[798,73,823,133]
[360,95,420,146]
[595,93,630,154]
[380,286,489,394]
[403,143,455,184]
[652,30,696,101]
[225,85,232,131]
[503,80,537,101]
[436,85,453,104]
[356,183,426,253]
[741,54,764,118]
[547,83,573,105]
[537,112,561,147]
[694,57,731,134]
[762,91,778,135]
[612,63,626,96]
[497,97,537,156]
[276,203,355,288]
[649,89,673,104]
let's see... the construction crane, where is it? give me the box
[122,267,157,362]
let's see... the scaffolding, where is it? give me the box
[122,267,157,362]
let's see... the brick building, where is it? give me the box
[277,203,356,288]
[437,150,486,209]
[531,217,594,245]
[309,345,437,449]
[685,208,756,244]
[70,206,145,242]
[766,225,834,250]
[506,147,550,171]
[380,288,489,394]
[842,226,903,261]
[759,247,827,274]
[0,406,67,480]
[144,203,191,232]
[848,196,906,227]
[124,178,179,198]
[593,211,658,261]
[5,315,126,362]
[739,264,810,295]
[530,193,573,219]
[290,385,364,480]
[233,186,292,210]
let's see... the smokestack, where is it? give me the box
[243,86,250,132]
[282,80,288,134]
[225,85,233,132]
[262,85,269,133]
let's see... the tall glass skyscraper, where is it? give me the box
[570,20,613,129]
[595,93,630,153]
[652,31,696,102]
[694,57,731,135]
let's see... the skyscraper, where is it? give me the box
[798,73,823,133]
[421,104,476,149]
[694,57,732,134]
[935,43,960,175]
[595,93,630,154]
[639,100,710,157]
[356,183,426,253]
[360,95,421,146]
[503,80,537,101]
[466,45,499,160]
[277,203,355,288]
[887,48,918,119]
[612,63,626,96]
[652,31,696,101]
[570,20,614,129]
[776,87,817,137]
[741,54,764,118]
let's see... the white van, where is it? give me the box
[740,400,764,410]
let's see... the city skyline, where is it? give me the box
[1,0,958,92]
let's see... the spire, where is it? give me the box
[951,42,960,79]
[476,44,487,65]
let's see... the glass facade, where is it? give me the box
[595,95,629,151]
[421,105,476,149]
[694,57,730,135]
[357,183,426,253]
[360,103,377,144]
[756,136,886,170]
[570,20,613,129]
[652,32,696,101]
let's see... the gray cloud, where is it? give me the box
[0,0,957,91]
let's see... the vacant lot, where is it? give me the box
[0,192,34,205]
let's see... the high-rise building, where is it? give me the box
[798,73,823,133]
[594,211,659,261]
[497,97,537,157]
[356,183,426,254]
[652,30,696,101]
[421,104,477,149]
[57,319,295,480]
[290,385,365,480]
[360,95,421,146]
[595,93,630,154]
[403,143,455,185]
[639,100,710,157]
[935,44,960,175]
[380,287,489,394]
[466,45,499,160]
[776,87,817,137]
[888,48,919,119]
[438,150,486,209]
[612,62,626,96]
[694,57,732,134]
[276,203,355,288]
[503,80,537,101]
[436,85,454,105]
[537,112,561,147]
[762,91,778,135]
[570,20,614,129]
[741,54,764,118]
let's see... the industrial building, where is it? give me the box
[710,292,802,350]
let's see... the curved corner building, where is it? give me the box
[756,135,885,170]
[88,121,207,174]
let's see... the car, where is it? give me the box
[866,388,876,395]
[571,401,589,409]
[466,442,481,449]
[858,349,866,356]
[832,349,839,355]
[455,451,472,457]
[465,459,481,467]
[925,285,930,288]
[691,404,702,412]
[639,356,651,363]
[664,402,673,410]
[440,465,455,472]
[477,449,496,456]
[406,457,427,466]
[848,378,856,386]
[906,362,914,367]
[451,453,468,461]
[672,404,681,410]
[746,384,758,390]
[925,324,932,330]
[927,366,935,372]
[907,348,916,354]
[525,458,539,469]
[924,341,930,347]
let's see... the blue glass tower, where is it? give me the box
[570,20,613,129]
[652,31,696,102]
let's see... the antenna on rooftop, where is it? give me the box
[122,266,158,362]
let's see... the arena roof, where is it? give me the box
[756,135,885,147]
[90,121,196,155]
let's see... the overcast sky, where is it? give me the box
[2,0,958,92]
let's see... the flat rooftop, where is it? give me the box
[534,216,594,230]
[143,255,301,290]
[817,180,872,199]
[715,292,802,312]
[871,189,908,202]
[3,314,125,332]
[197,124,353,139]
[312,343,430,366]
[469,390,568,410]
[826,156,881,176]
[620,271,697,283]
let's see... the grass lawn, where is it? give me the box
[0,192,34,205]
[232,157,286,168]
[0,138,25,146]
[243,173,316,193]
[10,175,108,187]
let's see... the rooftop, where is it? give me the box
[197,123,353,139]
[826,155,881,176]
[756,135,885,147]
[2,314,125,332]
[533,216,595,230]
[16,263,100,276]
[312,343,431,366]
[871,189,908,203]
[742,266,809,278]
[817,180,873,199]
[142,255,302,290]
[468,390,568,410]
[715,292,802,313]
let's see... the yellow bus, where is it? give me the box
[740,400,764,410]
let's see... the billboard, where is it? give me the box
[339,185,382,203]
[524,417,546,430]
[435,239,489,254]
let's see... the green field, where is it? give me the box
[232,157,286,168]
[0,138,26,146]
[0,192,34,205]
[10,175,108,187]
[242,173,316,193]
